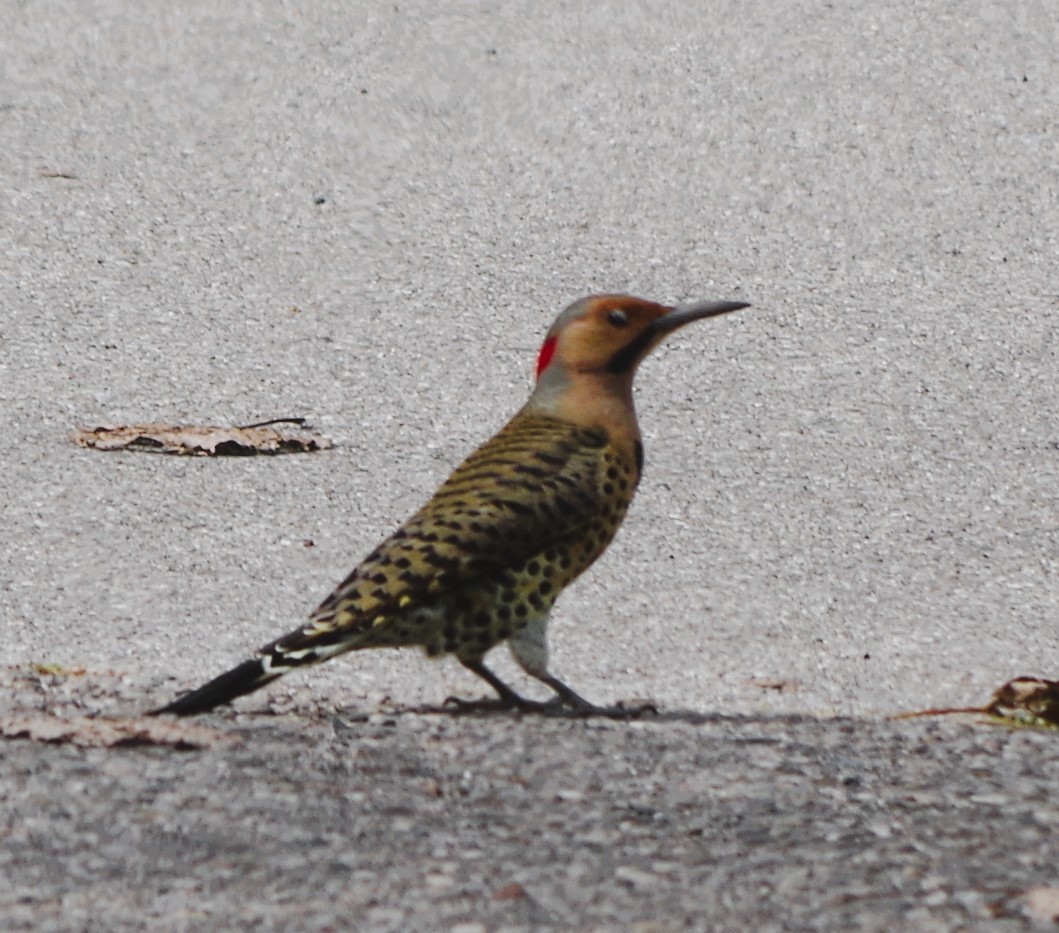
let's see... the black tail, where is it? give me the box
[149,657,281,717]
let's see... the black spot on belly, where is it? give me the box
[503,499,532,516]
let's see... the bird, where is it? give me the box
[151,294,749,717]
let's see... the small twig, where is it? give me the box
[235,417,308,430]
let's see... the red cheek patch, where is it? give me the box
[535,336,558,379]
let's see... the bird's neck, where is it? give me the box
[523,367,641,443]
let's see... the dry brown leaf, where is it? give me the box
[73,418,332,456]
[0,714,230,749]
[984,677,1059,727]
[896,676,1059,730]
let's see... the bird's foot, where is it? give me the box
[537,674,658,719]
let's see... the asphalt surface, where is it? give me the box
[3,670,1059,932]
[2,0,1058,929]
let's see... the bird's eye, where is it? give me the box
[607,309,629,328]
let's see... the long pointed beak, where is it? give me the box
[652,299,751,335]
[604,297,751,375]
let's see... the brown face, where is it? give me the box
[540,295,673,378]
[536,294,750,381]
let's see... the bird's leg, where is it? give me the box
[447,657,563,713]
[508,617,657,719]
[532,670,657,719]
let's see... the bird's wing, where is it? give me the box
[276,415,625,649]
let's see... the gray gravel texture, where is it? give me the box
[2,0,1058,929]
[4,688,1059,932]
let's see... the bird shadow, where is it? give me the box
[368,701,825,728]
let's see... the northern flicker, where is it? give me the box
[152,294,749,717]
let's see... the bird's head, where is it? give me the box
[534,293,748,382]
[527,293,749,428]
